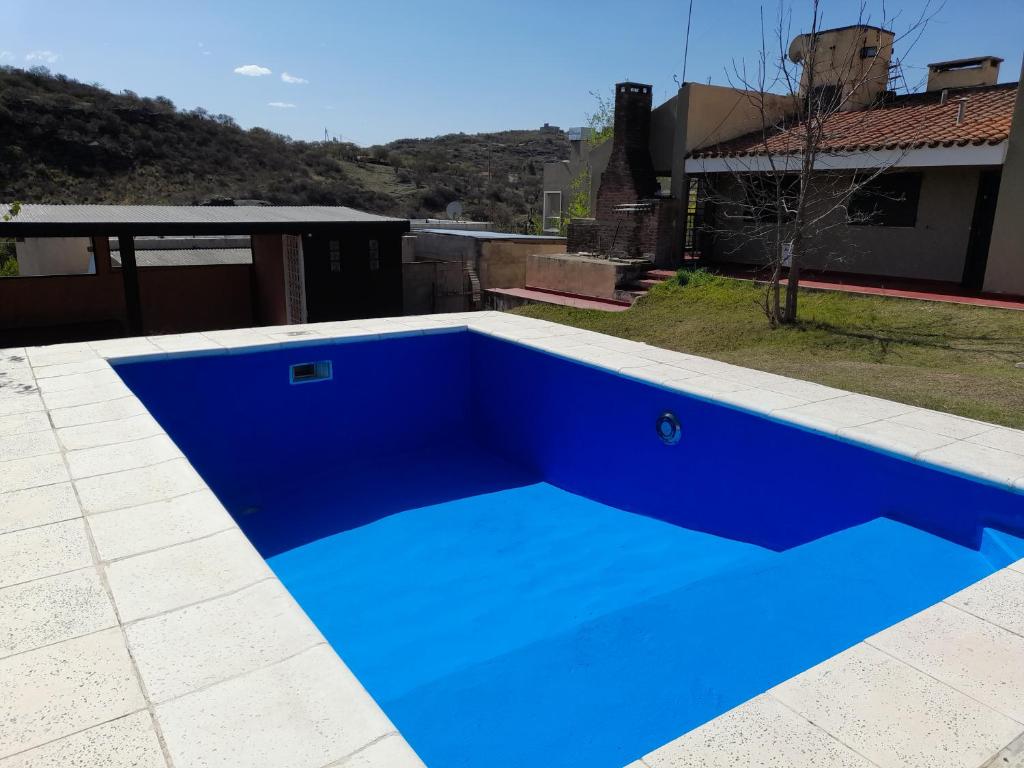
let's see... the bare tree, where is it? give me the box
[696,0,939,325]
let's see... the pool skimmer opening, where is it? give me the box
[656,411,682,445]
[289,360,333,384]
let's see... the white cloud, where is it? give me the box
[25,50,59,64]
[0,51,13,61]
[267,101,296,109]
[281,72,308,84]
[233,64,271,77]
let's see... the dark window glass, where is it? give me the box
[807,84,842,113]
[368,239,380,272]
[744,175,800,222]
[328,240,341,273]
[848,172,922,227]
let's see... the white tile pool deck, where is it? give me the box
[0,310,1022,768]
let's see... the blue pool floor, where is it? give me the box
[255,445,1008,768]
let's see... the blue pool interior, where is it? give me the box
[115,331,1024,768]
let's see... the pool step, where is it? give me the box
[979,527,1024,569]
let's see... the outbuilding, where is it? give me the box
[0,204,409,345]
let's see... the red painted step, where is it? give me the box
[488,287,631,312]
[644,269,677,281]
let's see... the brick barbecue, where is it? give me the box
[567,82,675,266]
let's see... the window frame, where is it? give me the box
[847,172,923,228]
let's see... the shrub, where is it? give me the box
[676,267,719,288]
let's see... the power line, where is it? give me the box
[682,0,695,84]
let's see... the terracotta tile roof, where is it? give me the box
[690,83,1018,159]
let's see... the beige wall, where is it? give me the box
[541,133,612,222]
[682,84,793,155]
[710,167,982,283]
[402,260,465,315]
[479,241,566,289]
[927,58,1002,91]
[789,26,894,110]
[984,63,1024,295]
[669,83,796,256]
[16,237,94,275]
[525,253,619,299]
[404,231,566,298]
[405,231,478,264]
[649,95,678,175]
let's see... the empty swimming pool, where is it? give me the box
[115,329,1024,768]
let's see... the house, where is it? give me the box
[543,26,1024,297]
[541,127,612,233]
[0,204,409,345]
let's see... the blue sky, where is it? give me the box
[6,0,1022,146]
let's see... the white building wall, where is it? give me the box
[15,237,95,275]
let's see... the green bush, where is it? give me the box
[676,267,718,288]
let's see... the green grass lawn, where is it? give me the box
[510,273,1024,429]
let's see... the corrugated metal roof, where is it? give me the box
[7,204,401,225]
[0,204,407,237]
[110,248,253,268]
[417,229,566,241]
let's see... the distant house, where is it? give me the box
[543,27,1024,297]
[0,205,409,344]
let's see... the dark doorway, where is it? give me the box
[302,228,403,321]
[961,170,1002,292]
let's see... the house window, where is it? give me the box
[328,240,341,272]
[860,46,879,59]
[848,172,922,227]
[542,191,562,233]
[807,84,842,113]
[743,175,800,222]
[368,239,380,271]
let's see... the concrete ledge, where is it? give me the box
[525,253,644,300]
[2,311,1024,767]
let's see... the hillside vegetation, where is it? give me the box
[0,66,568,229]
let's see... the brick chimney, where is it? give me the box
[596,82,658,220]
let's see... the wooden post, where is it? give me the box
[91,236,112,274]
[118,234,143,336]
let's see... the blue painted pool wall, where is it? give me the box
[468,332,1024,551]
[114,332,476,512]
[114,330,1023,554]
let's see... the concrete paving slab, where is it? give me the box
[104,529,271,622]
[156,645,395,768]
[0,568,116,659]
[126,580,322,702]
[0,628,145,758]
[0,711,166,768]
[770,643,1022,768]
[0,482,80,535]
[0,519,92,589]
[87,489,234,561]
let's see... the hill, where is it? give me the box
[0,66,569,230]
